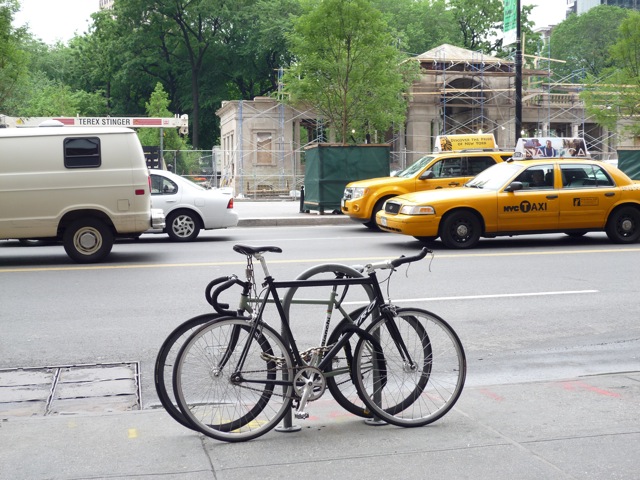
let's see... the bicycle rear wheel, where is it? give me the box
[174,317,294,442]
[353,308,466,427]
[154,313,220,429]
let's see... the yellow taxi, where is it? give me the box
[341,134,513,229]
[376,137,640,248]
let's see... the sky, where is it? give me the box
[12,0,568,46]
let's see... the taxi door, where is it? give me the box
[496,165,560,231]
[557,164,619,229]
[423,155,497,190]
[421,156,468,190]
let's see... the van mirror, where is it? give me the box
[419,170,434,180]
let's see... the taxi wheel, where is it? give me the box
[440,211,481,249]
[605,206,640,244]
[364,198,390,230]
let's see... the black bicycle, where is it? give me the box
[154,260,375,428]
[171,244,466,442]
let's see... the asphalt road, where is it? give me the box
[1,224,639,404]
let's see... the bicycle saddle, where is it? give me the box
[233,244,283,256]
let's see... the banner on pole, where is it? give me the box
[503,0,517,47]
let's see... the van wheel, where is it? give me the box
[63,219,114,263]
[166,210,200,241]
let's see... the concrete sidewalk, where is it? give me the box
[1,372,639,479]
[233,199,352,227]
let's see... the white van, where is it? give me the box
[0,125,165,263]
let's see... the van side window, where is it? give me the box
[64,137,101,168]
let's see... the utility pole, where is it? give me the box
[515,0,523,141]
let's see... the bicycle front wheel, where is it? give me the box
[174,317,294,442]
[353,308,466,427]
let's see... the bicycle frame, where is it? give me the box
[231,256,416,392]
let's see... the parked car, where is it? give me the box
[148,169,239,241]
[376,155,640,249]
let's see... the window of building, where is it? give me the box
[255,132,274,165]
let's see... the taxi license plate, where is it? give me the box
[340,199,345,208]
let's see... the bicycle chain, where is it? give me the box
[228,345,338,399]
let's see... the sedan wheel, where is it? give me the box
[166,211,201,242]
[605,206,640,244]
[440,211,481,249]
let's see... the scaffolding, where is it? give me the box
[216,44,622,197]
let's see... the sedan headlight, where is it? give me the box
[400,205,436,215]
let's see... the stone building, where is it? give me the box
[216,44,618,196]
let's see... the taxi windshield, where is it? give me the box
[465,162,521,190]
[396,156,435,178]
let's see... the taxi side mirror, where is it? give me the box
[504,181,524,192]
[419,170,434,180]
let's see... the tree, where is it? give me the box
[220,0,300,99]
[550,5,629,80]
[0,0,29,112]
[137,82,188,151]
[284,0,417,143]
[113,0,252,149]
[581,11,640,138]
[371,0,461,56]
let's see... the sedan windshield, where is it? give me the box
[465,163,522,190]
[396,156,435,178]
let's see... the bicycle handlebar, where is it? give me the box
[367,247,432,272]
[205,275,251,316]
[390,247,432,268]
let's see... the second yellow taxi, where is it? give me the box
[376,153,640,249]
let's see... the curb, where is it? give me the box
[237,216,352,227]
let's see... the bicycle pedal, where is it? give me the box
[294,411,310,420]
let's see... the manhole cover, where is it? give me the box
[0,362,141,418]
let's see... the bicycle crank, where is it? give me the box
[293,366,326,419]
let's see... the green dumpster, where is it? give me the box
[617,148,640,180]
[303,144,390,214]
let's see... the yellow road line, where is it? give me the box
[2,247,640,274]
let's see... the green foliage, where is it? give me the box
[371,0,461,56]
[0,0,29,112]
[550,5,629,79]
[284,0,417,143]
[137,83,188,152]
[581,11,640,138]
[219,0,301,99]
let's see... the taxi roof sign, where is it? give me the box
[513,137,589,160]
[434,134,498,153]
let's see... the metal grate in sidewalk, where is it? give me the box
[0,362,141,418]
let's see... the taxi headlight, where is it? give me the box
[400,205,436,215]
[352,187,368,199]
